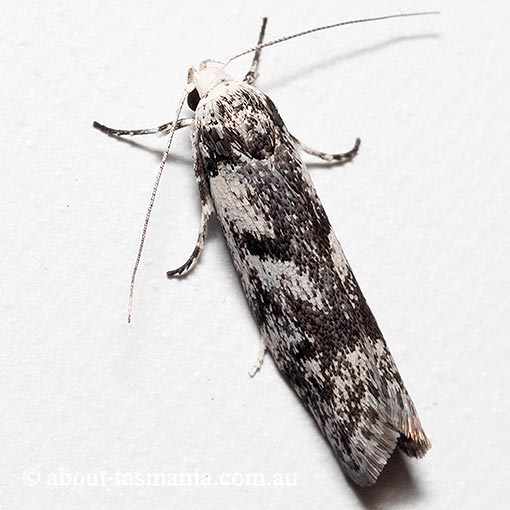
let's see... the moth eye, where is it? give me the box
[187,88,200,111]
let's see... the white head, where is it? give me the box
[186,60,232,111]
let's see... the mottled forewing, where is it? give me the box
[191,82,429,485]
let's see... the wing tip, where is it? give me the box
[343,405,431,486]
[398,417,431,458]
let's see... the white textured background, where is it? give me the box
[2,1,509,509]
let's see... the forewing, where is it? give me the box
[192,83,430,485]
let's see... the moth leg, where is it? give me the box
[243,17,268,85]
[93,118,194,138]
[248,330,267,377]
[293,135,361,163]
[167,208,210,278]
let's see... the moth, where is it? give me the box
[94,13,436,486]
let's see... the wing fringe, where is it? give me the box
[343,345,431,486]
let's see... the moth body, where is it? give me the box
[94,14,436,486]
[189,71,430,486]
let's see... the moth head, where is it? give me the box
[186,61,232,111]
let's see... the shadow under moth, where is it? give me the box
[94,12,437,486]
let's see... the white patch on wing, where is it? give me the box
[246,255,326,311]
[210,173,275,238]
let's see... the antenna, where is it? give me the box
[127,89,188,323]
[225,12,439,65]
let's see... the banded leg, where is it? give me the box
[167,209,210,278]
[93,118,194,138]
[244,17,268,85]
[293,134,361,163]
[249,329,267,377]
